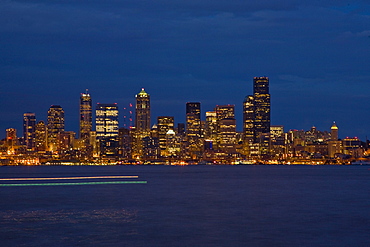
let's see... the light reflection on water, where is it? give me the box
[0,209,138,246]
[0,165,369,247]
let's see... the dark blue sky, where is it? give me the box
[1,0,369,139]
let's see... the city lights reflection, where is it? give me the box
[0,176,139,181]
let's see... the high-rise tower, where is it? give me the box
[328,122,341,157]
[96,103,119,158]
[215,105,236,151]
[157,116,174,156]
[79,90,92,141]
[253,76,270,138]
[186,102,201,140]
[243,77,270,142]
[35,120,47,152]
[47,105,65,150]
[23,112,36,151]
[135,88,151,134]
[95,103,119,139]
[243,77,271,157]
[243,96,254,143]
[331,122,338,141]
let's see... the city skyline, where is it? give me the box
[0,1,369,139]
[0,83,368,165]
[0,82,368,141]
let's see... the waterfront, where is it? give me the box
[0,165,369,246]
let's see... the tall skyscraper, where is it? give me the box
[47,105,65,150]
[79,90,92,141]
[331,122,338,141]
[253,76,270,138]
[23,112,36,151]
[135,88,151,133]
[243,77,271,143]
[186,102,201,153]
[35,120,47,152]
[328,122,342,158]
[95,103,119,138]
[215,105,236,152]
[218,118,237,152]
[96,103,119,158]
[243,95,254,143]
[205,111,217,141]
[157,116,174,156]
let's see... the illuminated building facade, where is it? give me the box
[57,131,75,152]
[253,76,270,138]
[35,121,47,152]
[243,77,271,156]
[218,117,237,152]
[96,103,119,138]
[166,129,181,157]
[47,105,65,151]
[79,90,92,141]
[157,116,174,156]
[328,122,342,158]
[215,105,235,148]
[331,122,338,141]
[205,111,217,141]
[142,136,160,160]
[23,112,36,151]
[343,137,361,157]
[243,96,254,143]
[135,88,151,134]
[96,103,119,158]
[186,102,202,157]
[6,128,17,154]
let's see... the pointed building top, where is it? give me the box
[136,88,149,97]
[331,121,338,130]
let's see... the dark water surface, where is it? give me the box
[0,165,369,246]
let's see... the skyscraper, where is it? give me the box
[186,102,202,154]
[331,122,338,141]
[96,103,119,158]
[253,76,270,138]
[242,95,254,143]
[47,105,65,150]
[135,88,151,134]
[328,122,341,158]
[157,116,174,156]
[35,120,47,152]
[243,77,271,142]
[79,90,92,141]
[205,111,217,141]
[95,103,119,138]
[23,112,36,151]
[215,105,236,152]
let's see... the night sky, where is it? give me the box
[1,0,369,139]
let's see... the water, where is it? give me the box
[0,165,369,246]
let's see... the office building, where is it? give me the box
[96,103,119,138]
[205,111,217,141]
[79,90,92,141]
[243,77,271,156]
[135,88,151,134]
[186,102,202,156]
[35,121,47,152]
[47,105,65,151]
[157,116,174,156]
[23,112,36,151]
